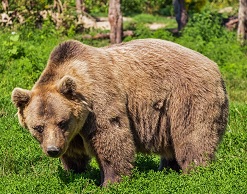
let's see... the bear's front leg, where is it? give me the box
[61,153,91,173]
[91,119,136,186]
[60,134,91,173]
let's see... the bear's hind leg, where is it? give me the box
[173,141,215,173]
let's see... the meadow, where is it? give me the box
[0,10,247,193]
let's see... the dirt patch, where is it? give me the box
[147,23,166,30]
[90,17,165,30]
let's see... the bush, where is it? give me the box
[0,26,64,112]
[122,0,172,15]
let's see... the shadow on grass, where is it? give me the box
[57,154,180,186]
[58,165,101,186]
[135,154,159,172]
[135,154,181,174]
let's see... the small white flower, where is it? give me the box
[11,31,16,35]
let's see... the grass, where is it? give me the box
[0,12,247,193]
[123,13,177,32]
[1,109,247,193]
[132,13,176,26]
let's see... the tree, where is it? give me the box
[53,0,63,13]
[76,0,84,14]
[173,0,188,31]
[75,0,96,29]
[108,0,123,44]
[238,0,247,45]
[2,0,9,12]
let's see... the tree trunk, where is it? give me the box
[108,0,123,44]
[53,0,63,13]
[76,0,83,14]
[75,0,96,28]
[238,0,247,45]
[173,0,188,31]
[2,0,9,12]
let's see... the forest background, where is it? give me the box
[0,0,247,193]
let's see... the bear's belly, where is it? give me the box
[127,102,172,154]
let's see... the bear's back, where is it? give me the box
[102,39,220,81]
[98,39,222,96]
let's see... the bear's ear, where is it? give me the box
[57,76,77,97]
[11,88,31,108]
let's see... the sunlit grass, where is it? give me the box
[0,13,247,193]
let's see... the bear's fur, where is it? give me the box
[12,39,228,186]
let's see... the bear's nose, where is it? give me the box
[47,146,60,157]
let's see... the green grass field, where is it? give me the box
[0,12,247,193]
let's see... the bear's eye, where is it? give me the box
[33,125,44,133]
[58,120,69,130]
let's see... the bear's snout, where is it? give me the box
[47,145,61,157]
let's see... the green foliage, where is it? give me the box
[181,11,225,43]
[132,13,173,24]
[208,0,239,8]
[0,25,64,112]
[0,0,238,14]
[122,0,172,15]
[185,0,207,12]
[84,0,109,15]
[123,14,176,41]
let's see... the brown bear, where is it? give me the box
[11,39,228,186]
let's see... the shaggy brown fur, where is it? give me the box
[12,39,228,186]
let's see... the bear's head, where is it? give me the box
[11,76,90,158]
